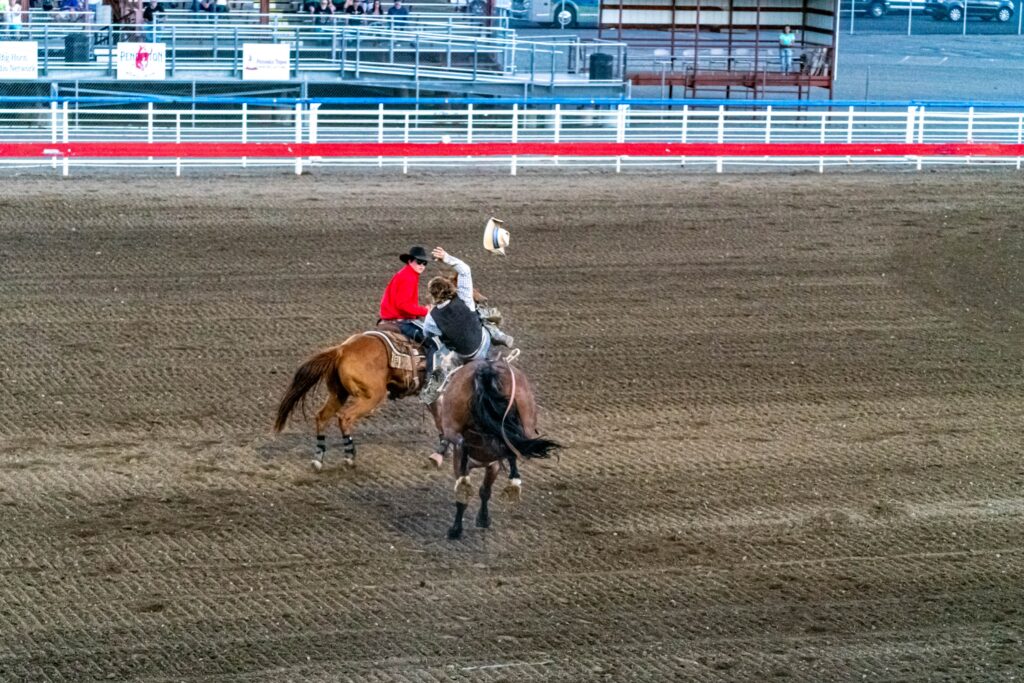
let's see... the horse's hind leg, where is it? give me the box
[335,385,386,467]
[502,455,522,503]
[426,401,448,468]
[476,462,499,529]
[448,435,471,540]
[311,393,343,472]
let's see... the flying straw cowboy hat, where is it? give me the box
[483,218,510,256]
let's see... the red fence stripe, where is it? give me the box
[3,142,1024,158]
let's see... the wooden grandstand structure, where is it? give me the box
[599,0,837,99]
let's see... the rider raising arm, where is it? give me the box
[431,246,475,311]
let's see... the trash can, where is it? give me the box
[589,52,613,81]
[65,33,92,63]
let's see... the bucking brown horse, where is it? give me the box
[433,359,560,539]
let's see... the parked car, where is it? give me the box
[925,0,1014,21]
[842,0,893,17]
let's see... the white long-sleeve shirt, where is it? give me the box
[441,252,475,311]
[423,253,476,338]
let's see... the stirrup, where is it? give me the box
[502,348,521,363]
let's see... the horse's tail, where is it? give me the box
[274,346,345,432]
[470,361,559,459]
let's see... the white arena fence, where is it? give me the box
[1,98,1023,174]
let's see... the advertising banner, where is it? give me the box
[243,43,290,81]
[0,42,39,80]
[117,43,166,80]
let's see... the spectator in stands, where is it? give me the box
[311,0,334,23]
[215,0,229,11]
[364,0,383,14]
[56,0,86,22]
[386,0,407,17]
[7,1,23,36]
[778,25,796,74]
[341,0,362,12]
[142,0,163,22]
[193,0,215,11]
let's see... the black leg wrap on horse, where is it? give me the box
[316,435,326,453]
[449,502,467,539]
[343,435,355,456]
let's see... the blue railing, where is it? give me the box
[1,95,1024,110]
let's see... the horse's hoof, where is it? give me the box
[447,527,463,540]
[342,457,356,468]
[427,452,444,468]
[502,479,522,503]
[454,476,474,504]
[475,514,491,529]
[310,459,323,473]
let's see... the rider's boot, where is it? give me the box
[485,322,514,348]
[420,343,445,404]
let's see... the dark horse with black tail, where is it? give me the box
[435,358,560,539]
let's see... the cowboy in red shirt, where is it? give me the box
[379,245,430,341]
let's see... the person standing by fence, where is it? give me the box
[778,25,796,74]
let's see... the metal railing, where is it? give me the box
[6,20,625,84]
[2,101,1022,173]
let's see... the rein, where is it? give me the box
[499,357,524,461]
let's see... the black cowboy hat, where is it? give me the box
[400,245,430,264]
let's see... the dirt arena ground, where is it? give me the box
[0,170,1022,681]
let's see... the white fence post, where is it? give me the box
[905,105,916,170]
[553,103,561,166]
[62,101,69,177]
[147,102,154,163]
[175,113,181,177]
[403,112,409,175]
[511,104,518,176]
[716,104,724,173]
[846,105,854,165]
[242,102,248,169]
[966,105,975,165]
[1017,114,1022,171]
[916,105,925,170]
[309,102,319,170]
[466,103,473,163]
[818,111,826,174]
[50,102,58,170]
[680,104,688,166]
[378,103,384,168]
[615,104,627,173]
[294,103,303,176]
[765,105,772,144]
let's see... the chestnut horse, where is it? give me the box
[274,331,424,470]
[434,358,559,539]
